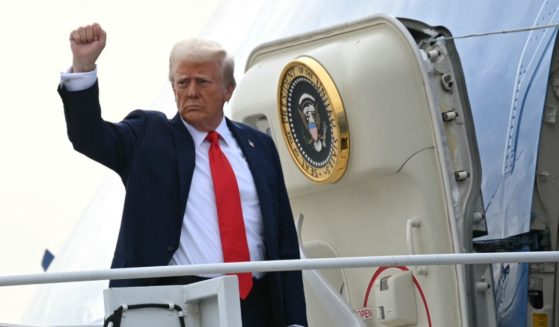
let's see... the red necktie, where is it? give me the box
[206,131,253,299]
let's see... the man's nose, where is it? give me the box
[186,83,198,97]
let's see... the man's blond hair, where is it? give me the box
[168,38,235,87]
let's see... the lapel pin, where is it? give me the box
[248,140,255,148]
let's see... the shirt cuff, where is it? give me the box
[60,67,98,91]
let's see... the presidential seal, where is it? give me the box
[278,56,349,183]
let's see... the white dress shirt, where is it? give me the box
[170,117,265,278]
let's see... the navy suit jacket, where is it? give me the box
[59,82,307,326]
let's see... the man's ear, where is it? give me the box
[225,84,235,102]
[171,83,178,100]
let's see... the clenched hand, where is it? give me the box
[70,23,106,73]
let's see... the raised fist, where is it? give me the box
[70,23,107,73]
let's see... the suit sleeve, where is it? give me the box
[58,82,144,179]
[269,137,308,326]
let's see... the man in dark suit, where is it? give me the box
[59,23,307,327]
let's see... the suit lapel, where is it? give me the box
[227,119,263,185]
[170,113,195,218]
[227,119,274,238]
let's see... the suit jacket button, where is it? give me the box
[167,246,175,252]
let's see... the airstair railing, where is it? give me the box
[1,251,559,287]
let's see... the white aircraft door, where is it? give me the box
[230,14,493,327]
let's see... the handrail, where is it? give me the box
[1,251,558,287]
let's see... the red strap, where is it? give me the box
[206,131,253,299]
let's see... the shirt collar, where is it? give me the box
[180,116,232,147]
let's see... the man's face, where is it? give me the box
[172,59,234,132]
